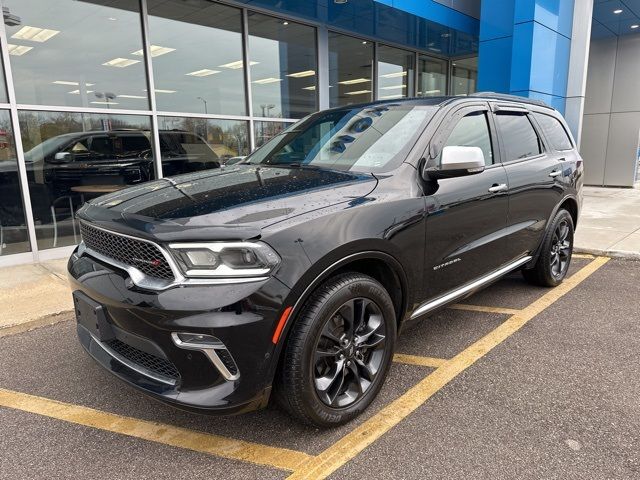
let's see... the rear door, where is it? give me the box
[491,104,565,260]
[423,104,511,300]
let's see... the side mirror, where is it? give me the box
[50,152,74,164]
[424,146,485,180]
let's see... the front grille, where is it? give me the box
[105,338,180,381]
[80,222,174,281]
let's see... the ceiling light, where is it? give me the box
[68,89,94,95]
[614,9,623,14]
[11,26,60,42]
[52,80,95,86]
[103,58,140,68]
[252,77,282,84]
[7,44,33,56]
[344,89,371,95]
[219,60,259,69]
[422,89,441,95]
[302,86,316,90]
[186,68,220,76]
[132,45,175,57]
[632,24,639,29]
[287,70,316,78]
[108,17,117,21]
[380,84,406,90]
[380,71,407,78]
[283,21,289,25]
[118,94,147,99]
[152,89,176,93]
[338,77,370,85]
[362,41,367,44]
[90,101,119,105]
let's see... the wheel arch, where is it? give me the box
[527,194,579,268]
[268,250,409,381]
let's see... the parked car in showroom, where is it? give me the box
[68,93,583,427]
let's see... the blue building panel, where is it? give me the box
[478,36,513,92]
[514,0,574,39]
[478,0,575,114]
[480,0,516,40]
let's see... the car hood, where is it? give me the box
[78,165,378,242]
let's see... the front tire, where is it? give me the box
[276,273,397,427]
[522,209,574,287]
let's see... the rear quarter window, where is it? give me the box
[533,113,574,151]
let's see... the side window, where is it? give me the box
[533,113,573,151]
[494,112,542,161]
[443,111,493,166]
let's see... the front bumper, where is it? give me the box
[68,248,291,414]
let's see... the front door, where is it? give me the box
[423,105,511,300]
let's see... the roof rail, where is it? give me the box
[469,91,553,109]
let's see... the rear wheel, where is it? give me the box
[522,209,574,287]
[276,273,396,427]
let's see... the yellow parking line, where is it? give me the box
[287,256,610,480]
[393,354,448,368]
[572,253,595,259]
[0,388,312,472]
[449,303,521,315]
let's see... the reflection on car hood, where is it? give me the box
[79,165,377,241]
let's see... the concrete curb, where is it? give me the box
[574,247,640,261]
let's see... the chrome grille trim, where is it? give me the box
[77,222,270,291]
[80,222,174,280]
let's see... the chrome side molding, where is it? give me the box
[410,256,532,320]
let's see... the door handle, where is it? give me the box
[488,183,508,193]
[549,170,562,178]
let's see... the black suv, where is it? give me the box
[68,94,583,427]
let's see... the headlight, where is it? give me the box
[168,242,280,278]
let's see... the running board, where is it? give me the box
[410,256,532,320]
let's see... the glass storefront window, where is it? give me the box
[254,121,293,148]
[157,117,249,173]
[451,56,478,96]
[328,33,373,107]
[377,45,415,100]
[417,56,447,97]
[146,1,246,116]
[247,13,317,119]
[19,111,153,249]
[0,50,8,103]
[3,0,149,110]
[0,111,30,255]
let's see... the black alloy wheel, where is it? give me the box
[522,208,574,287]
[550,218,571,279]
[276,273,396,427]
[313,297,386,408]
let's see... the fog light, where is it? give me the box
[171,332,239,381]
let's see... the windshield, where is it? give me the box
[245,103,438,173]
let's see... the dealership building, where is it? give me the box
[0,0,638,266]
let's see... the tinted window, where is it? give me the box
[377,45,415,100]
[495,113,542,161]
[146,0,246,116]
[248,13,317,119]
[5,0,149,110]
[248,105,437,173]
[534,113,573,151]
[444,111,493,165]
[329,32,373,107]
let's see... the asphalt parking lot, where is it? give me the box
[1,254,638,479]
